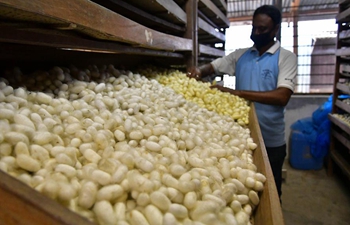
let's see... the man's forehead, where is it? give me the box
[252,14,274,26]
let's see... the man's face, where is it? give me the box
[251,14,276,36]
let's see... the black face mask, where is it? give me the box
[250,31,274,48]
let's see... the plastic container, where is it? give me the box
[289,129,324,170]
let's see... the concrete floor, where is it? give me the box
[281,161,350,225]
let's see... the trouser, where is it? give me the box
[266,144,287,200]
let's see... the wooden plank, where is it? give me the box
[211,0,227,13]
[0,0,193,51]
[336,82,350,94]
[330,150,350,180]
[336,7,350,22]
[336,99,350,113]
[199,45,225,57]
[0,170,95,225]
[91,0,185,34]
[249,103,285,225]
[328,113,350,135]
[331,128,350,151]
[0,24,184,58]
[199,0,230,28]
[198,17,226,42]
[336,47,350,56]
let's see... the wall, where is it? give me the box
[284,94,330,158]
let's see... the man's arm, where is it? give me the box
[211,85,293,106]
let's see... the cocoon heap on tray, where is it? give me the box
[0,65,264,225]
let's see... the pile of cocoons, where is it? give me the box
[0,65,265,225]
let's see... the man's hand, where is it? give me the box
[187,67,202,80]
[210,85,241,96]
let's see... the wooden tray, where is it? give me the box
[0,103,283,225]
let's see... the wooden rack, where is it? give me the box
[0,0,227,70]
[328,0,350,179]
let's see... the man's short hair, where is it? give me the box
[253,5,282,27]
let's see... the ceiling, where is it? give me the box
[227,0,339,22]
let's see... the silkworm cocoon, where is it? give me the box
[0,143,12,156]
[243,204,252,215]
[145,141,162,152]
[83,149,102,164]
[32,131,54,145]
[0,162,8,172]
[96,184,124,201]
[202,194,226,208]
[135,157,154,173]
[235,194,249,205]
[93,201,117,225]
[224,213,238,225]
[55,153,74,166]
[91,169,111,186]
[0,108,14,120]
[55,164,76,178]
[235,211,249,225]
[129,210,150,225]
[169,203,188,219]
[190,201,219,220]
[232,179,245,192]
[6,95,27,106]
[65,123,82,135]
[30,144,50,163]
[169,164,186,177]
[94,83,106,93]
[188,156,204,168]
[230,200,242,213]
[136,192,150,206]
[254,181,264,191]
[114,130,126,142]
[35,92,52,104]
[129,130,143,140]
[210,148,227,158]
[112,164,128,183]
[183,192,197,210]
[245,177,256,188]
[167,187,184,203]
[42,179,59,199]
[120,153,135,169]
[249,190,260,205]
[162,173,179,189]
[144,204,163,225]
[153,126,168,136]
[58,182,76,202]
[150,191,171,211]
[163,213,177,225]
[14,142,30,156]
[179,172,192,182]
[5,132,29,145]
[178,180,196,193]
[254,172,266,183]
[114,202,126,221]
[16,154,40,172]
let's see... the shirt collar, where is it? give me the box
[251,40,280,54]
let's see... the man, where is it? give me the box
[188,5,297,200]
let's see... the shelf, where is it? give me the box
[328,113,350,135]
[0,0,224,58]
[336,47,350,56]
[336,7,350,23]
[330,150,350,180]
[336,82,350,94]
[335,99,350,113]
[331,128,350,150]
[198,0,230,28]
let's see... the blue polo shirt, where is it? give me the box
[211,41,297,147]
